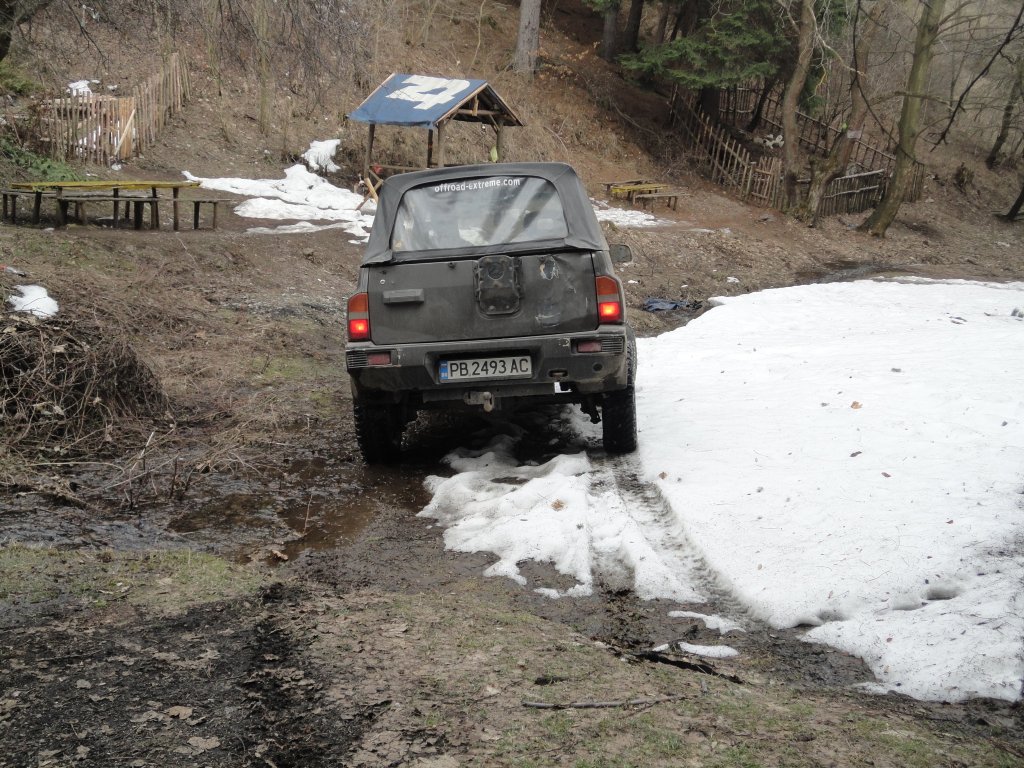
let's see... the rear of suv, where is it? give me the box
[345,162,637,463]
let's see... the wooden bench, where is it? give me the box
[2,188,57,225]
[187,198,232,230]
[633,191,680,211]
[1,189,231,230]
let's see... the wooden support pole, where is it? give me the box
[172,187,179,231]
[364,123,376,182]
[496,121,505,162]
[426,127,434,168]
[150,187,159,229]
[436,121,446,168]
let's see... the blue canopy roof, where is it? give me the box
[348,73,522,129]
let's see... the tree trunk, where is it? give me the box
[985,63,1021,169]
[600,1,620,61]
[746,78,776,132]
[860,0,946,237]
[781,0,815,211]
[1001,178,1024,221]
[805,2,884,224]
[622,0,645,52]
[514,0,543,75]
[653,0,670,46]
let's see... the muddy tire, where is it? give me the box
[354,402,403,464]
[602,386,637,454]
[603,328,638,454]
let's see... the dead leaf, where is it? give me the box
[850,401,862,409]
[166,706,194,719]
[75,679,92,689]
[881,472,891,478]
[130,710,166,724]
[271,549,289,561]
[382,622,409,638]
[658,471,668,479]
[551,499,565,511]
[187,736,221,753]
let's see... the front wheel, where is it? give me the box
[602,386,637,454]
[353,402,404,464]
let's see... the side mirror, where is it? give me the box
[609,243,633,264]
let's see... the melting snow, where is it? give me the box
[422,278,1024,703]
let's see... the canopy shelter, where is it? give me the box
[348,73,524,200]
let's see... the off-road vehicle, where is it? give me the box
[345,162,637,463]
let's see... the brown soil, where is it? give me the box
[2,1,1024,766]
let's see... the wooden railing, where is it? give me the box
[31,53,189,165]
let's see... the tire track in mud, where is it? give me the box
[591,450,763,630]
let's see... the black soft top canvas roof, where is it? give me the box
[362,162,607,265]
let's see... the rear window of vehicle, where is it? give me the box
[391,176,569,252]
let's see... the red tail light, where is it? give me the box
[347,292,370,341]
[595,275,623,324]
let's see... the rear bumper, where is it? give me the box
[347,329,629,403]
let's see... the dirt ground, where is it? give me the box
[3,0,1024,763]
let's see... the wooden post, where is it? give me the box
[193,201,200,229]
[172,187,180,231]
[32,191,42,224]
[55,187,66,227]
[436,121,446,168]
[150,186,159,229]
[363,123,376,181]
[426,127,434,168]
[495,121,505,161]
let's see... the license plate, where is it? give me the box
[439,355,532,382]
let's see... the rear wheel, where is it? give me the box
[353,402,404,464]
[602,386,637,454]
[602,327,638,454]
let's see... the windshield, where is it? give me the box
[391,176,569,252]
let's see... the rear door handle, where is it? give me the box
[382,289,425,304]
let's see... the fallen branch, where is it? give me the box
[522,694,685,710]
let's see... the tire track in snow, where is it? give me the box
[592,450,762,629]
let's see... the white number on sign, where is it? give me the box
[387,75,471,111]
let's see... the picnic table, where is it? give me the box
[607,181,668,202]
[1,180,229,231]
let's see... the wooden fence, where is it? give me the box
[31,53,189,165]
[670,86,922,214]
[719,85,898,177]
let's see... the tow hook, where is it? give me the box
[464,391,495,413]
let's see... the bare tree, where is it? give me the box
[601,0,621,61]
[805,1,886,224]
[781,0,816,210]
[985,58,1023,168]
[514,0,542,75]
[1001,178,1024,220]
[860,0,946,237]
[622,0,646,52]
